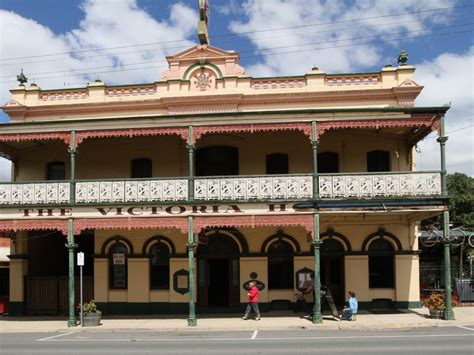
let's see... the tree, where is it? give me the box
[447,173,474,229]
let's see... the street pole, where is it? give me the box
[311,121,319,199]
[312,212,323,324]
[443,211,455,320]
[77,251,84,327]
[187,216,197,326]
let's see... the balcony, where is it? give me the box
[0,172,441,206]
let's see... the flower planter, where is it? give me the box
[82,311,102,327]
[429,309,444,319]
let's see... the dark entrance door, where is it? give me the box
[320,239,345,307]
[197,232,240,310]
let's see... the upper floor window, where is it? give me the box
[318,152,339,173]
[268,240,294,289]
[367,150,390,172]
[368,239,394,288]
[131,158,152,178]
[46,161,65,180]
[109,242,128,289]
[266,153,289,174]
[150,242,170,289]
[196,146,239,176]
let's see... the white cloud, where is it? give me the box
[0,0,198,182]
[226,0,456,76]
[414,47,474,176]
[0,0,198,105]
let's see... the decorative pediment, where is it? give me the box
[161,44,245,81]
[398,79,420,87]
[3,99,24,107]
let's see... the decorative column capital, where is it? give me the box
[437,136,448,144]
[311,239,323,248]
[186,241,197,251]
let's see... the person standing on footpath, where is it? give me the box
[242,281,260,320]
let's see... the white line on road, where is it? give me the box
[251,330,258,339]
[457,326,474,331]
[37,332,75,342]
[40,333,474,342]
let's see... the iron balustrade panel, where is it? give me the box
[0,172,442,205]
[0,182,70,205]
[75,179,188,203]
[318,172,442,198]
[194,175,313,200]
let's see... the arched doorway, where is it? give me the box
[321,238,345,306]
[197,231,240,309]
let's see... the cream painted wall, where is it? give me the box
[240,257,267,303]
[15,129,411,181]
[87,217,418,304]
[9,231,28,302]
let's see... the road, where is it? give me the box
[0,326,473,354]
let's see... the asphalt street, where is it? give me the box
[0,325,473,354]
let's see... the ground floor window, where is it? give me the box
[268,240,294,289]
[109,242,128,289]
[150,242,170,289]
[368,239,394,288]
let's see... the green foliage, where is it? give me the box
[83,300,98,314]
[447,173,474,229]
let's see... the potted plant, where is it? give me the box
[422,292,459,319]
[81,300,101,327]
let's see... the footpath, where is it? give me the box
[0,307,472,333]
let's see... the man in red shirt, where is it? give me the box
[242,281,260,320]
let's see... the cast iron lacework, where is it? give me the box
[194,175,312,200]
[0,182,70,205]
[318,172,441,198]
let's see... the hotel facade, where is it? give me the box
[0,32,454,324]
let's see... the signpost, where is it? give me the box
[77,252,84,327]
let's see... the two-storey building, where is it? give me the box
[0,36,452,325]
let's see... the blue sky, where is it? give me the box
[0,0,473,177]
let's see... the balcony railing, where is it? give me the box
[0,172,441,205]
[318,171,441,198]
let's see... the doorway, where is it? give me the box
[197,232,240,309]
[196,146,239,176]
[320,238,345,306]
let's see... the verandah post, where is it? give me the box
[188,126,195,202]
[438,115,455,320]
[312,212,323,324]
[311,121,319,199]
[66,218,77,327]
[187,216,197,326]
[69,130,77,203]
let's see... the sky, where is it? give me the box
[0,0,473,180]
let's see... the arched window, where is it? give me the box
[368,239,394,288]
[46,161,65,180]
[268,240,294,289]
[109,242,128,289]
[150,242,170,289]
[131,158,152,178]
[367,150,390,172]
[266,153,289,174]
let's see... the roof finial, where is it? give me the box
[397,49,408,66]
[197,0,210,45]
[16,69,28,86]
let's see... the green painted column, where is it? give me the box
[443,210,455,320]
[311,121,319,199]
[312,212,323,324]
[187,216,197,326]
[69,130,77,203]
[66,218,77,327]
[437,116,448,195]
[188,126,195,202]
